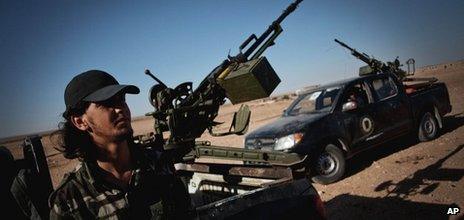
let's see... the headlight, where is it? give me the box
[274,133,304,151]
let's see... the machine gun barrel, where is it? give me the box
[242,0,303,60]
[334,39,351,50]
[145,69,167,88]
[334,38,372,65]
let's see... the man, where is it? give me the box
[49,70,192,219]
[346,86,366,108]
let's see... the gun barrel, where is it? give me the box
[334,38,372,65]
[145,69,167,87]
[275,0,303,24]
[334,39,352,51]
[243,0,303,60]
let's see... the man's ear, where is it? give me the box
[70,115,89,131]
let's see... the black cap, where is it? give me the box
[64,70,140,109]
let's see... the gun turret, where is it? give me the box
[334,38,408,80]
[144,1,303,155]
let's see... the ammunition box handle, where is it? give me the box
[239,34,257,51]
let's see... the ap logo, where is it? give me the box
[447,207,460,215]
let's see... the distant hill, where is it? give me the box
[0,129,55,145]
[2,58,463,145]
[416,59,464,74]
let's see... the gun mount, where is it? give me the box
[144,0,303,157]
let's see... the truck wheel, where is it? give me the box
[418,112,438,142]
[311,143,345,185]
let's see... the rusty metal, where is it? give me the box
[193,144,307,167]
[176,162,297,179]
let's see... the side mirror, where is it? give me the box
[342,101,357,112]
[209,104,251,136]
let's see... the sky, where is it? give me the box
[1,0,463,138]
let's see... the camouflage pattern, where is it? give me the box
[48,145,192,219]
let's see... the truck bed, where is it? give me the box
[406,81,452,121]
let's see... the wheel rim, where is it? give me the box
[317,152,337,175]
[422,113,436,137]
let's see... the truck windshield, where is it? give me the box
[287,86,341,115]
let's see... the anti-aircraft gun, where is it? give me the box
[142,0,306,166]
[334,38,438,88]
[136,1,327,218]
[334,38,410,80]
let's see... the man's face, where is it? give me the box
[349,94,356,100]
[83,93,133,142]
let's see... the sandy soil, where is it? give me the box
[2,61,463,219]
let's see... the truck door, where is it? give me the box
[367,75,410,140]
[339,82,383,150]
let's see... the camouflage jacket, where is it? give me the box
[48,145,192,219]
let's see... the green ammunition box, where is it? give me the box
[218,56,281,104]
[359,65,374,76]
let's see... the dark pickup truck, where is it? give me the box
[245,73,452,184]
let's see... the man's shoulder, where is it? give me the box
[48,163,87,209]
[48,163,98,218]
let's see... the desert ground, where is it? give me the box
[2,60,463,219]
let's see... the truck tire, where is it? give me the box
[418,111,438,142]
[311,143,345,185]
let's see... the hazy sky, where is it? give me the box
[1,0,463,138]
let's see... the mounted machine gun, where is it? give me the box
[143,0,306,166]
[139,2,326,216]
[334,38,410,80]
[334,38,438,91]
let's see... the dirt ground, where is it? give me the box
[2,60,463,219]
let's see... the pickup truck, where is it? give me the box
[245,72,452,184]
